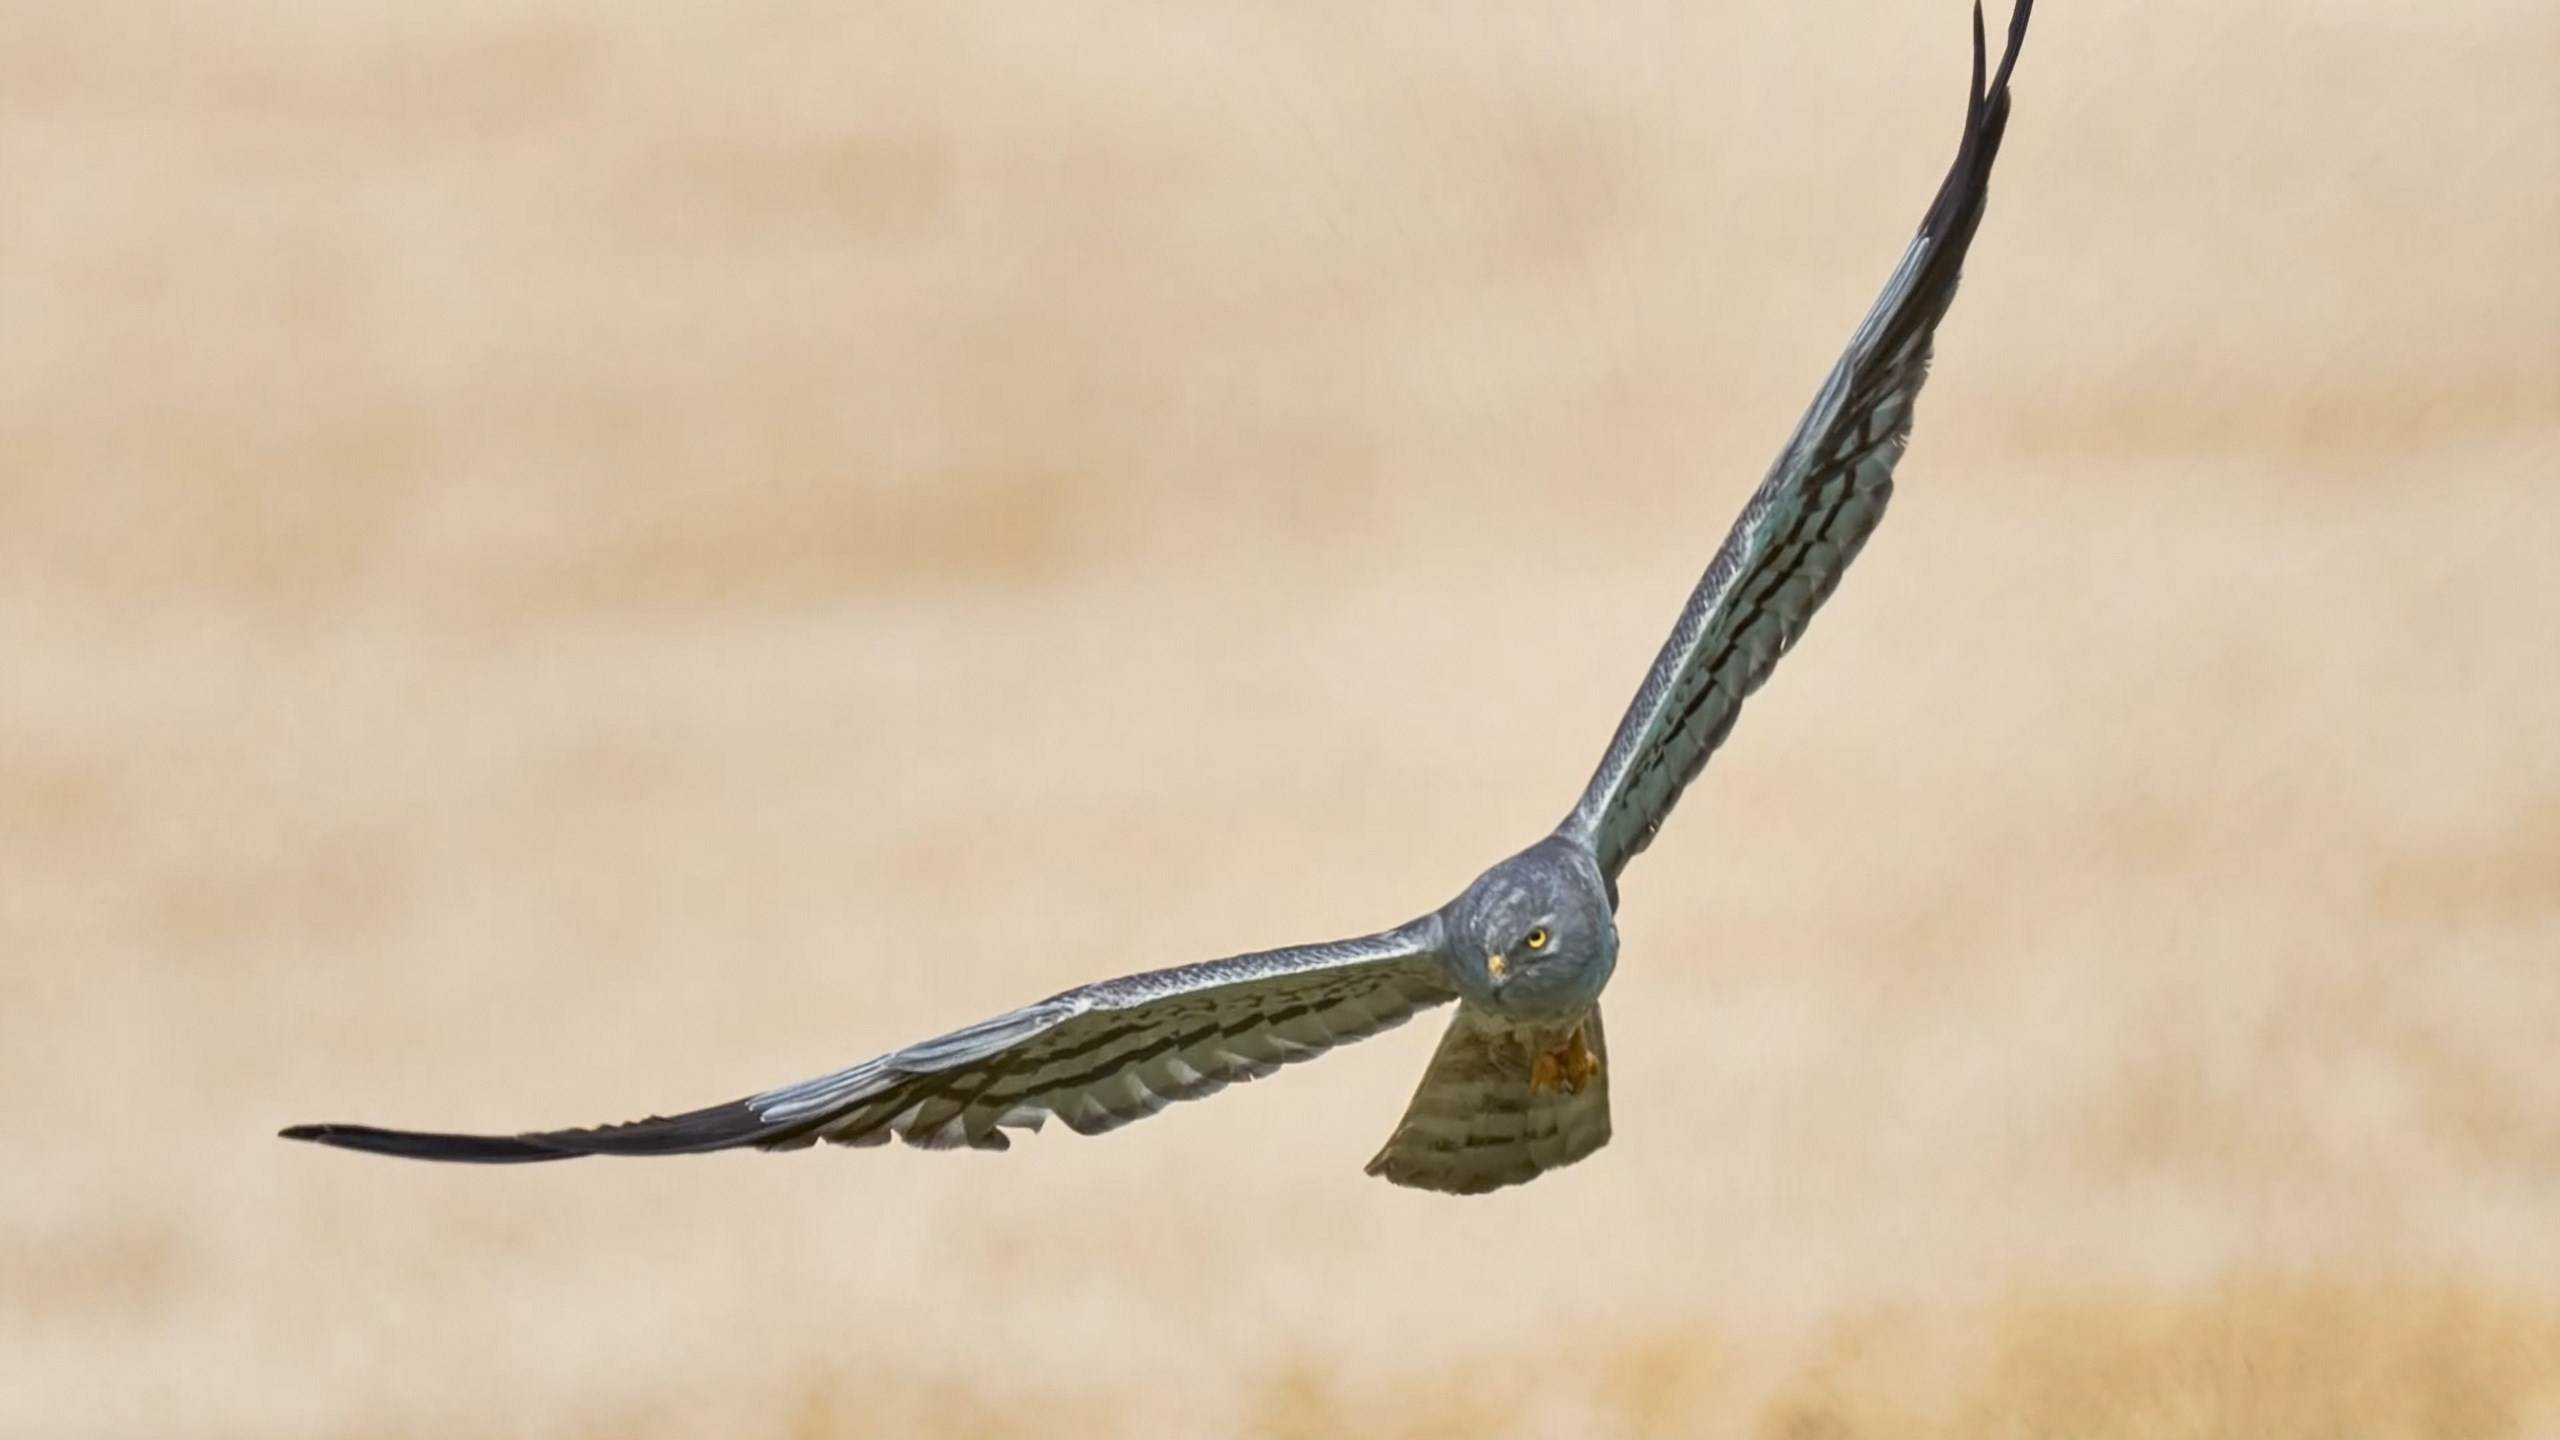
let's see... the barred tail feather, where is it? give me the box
[1365,1006,1611,1196]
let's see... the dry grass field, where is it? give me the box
[4,1,2556,1435]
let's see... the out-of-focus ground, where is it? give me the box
[5,0,2557,1435]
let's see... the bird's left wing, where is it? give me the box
[282,920,1454,1163]
[1564,0,2031,886]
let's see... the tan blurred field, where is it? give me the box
[5,0,2558,1435]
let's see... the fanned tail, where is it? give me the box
[1366,1007,1611,1196]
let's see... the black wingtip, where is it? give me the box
[279,1098,808,1164]
[1998,0,2034,94]
[1924,0,2032,245]
[280,1122,581,1164]
[1973,0,2032,145]
[1971,1,1989,110]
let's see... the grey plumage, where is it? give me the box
[282,1,2033,1196]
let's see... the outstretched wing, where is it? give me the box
[282,921,1455,1163]
[1563,0,2031,885]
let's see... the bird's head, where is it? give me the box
[1446,838,1616,1018]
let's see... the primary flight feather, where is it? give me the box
[286,1,2033,1196]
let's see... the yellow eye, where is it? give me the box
[1524,927,1550,952]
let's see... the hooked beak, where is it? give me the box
[1485,952,1509,982]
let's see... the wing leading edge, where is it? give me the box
[1566,0,2032,884]
[282,923,1455,1164]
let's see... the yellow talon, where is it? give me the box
[1528,1024,1599,1096]
[1529,1048,1563,1093]
[1560,1024,1600,1094]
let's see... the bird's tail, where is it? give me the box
[1365,1006,1611,1195]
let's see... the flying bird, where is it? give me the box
[285,1,2032,1196]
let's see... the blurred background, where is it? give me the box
[4,0,2555,1435]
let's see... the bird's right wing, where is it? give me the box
[282,921,1456,1163]
[1563,1,2031,886]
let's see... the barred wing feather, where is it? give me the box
[1566,0,2030,885]
[281,923,1455,1163]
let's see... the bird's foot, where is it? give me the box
[1528,1023,1600,1096]
[1529,1048,1563,1094]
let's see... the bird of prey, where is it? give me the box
[284,2,2032,1196]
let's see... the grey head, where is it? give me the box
[1439,835,1617,1020]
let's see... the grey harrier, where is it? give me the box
[285,2,2033,1195]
